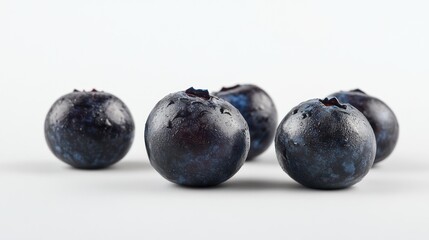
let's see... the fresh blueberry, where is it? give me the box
[275,98,376,189]
[45,90,135,169]
[145,87,250,187]
[329,89,399,164]
[213,84,277,160]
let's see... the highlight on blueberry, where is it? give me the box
[213,84,277,160]
[329,89,399,164]
[275,98,376,190]
[145,87,250,187]
[45,89,135,169]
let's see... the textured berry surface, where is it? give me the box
[45,90,135,169]
[214,84,277,160]
[329,89,399,163]
[145,87,250,187]
[275,98,376,189]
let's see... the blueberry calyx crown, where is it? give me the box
[219,84,241,92]
[73,89,101,93]
[185,87,211,100]
[350,89,366,95]
[320,98,347,109]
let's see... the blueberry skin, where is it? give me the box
[213,84,278,160]
[45,90,135,169]
[145,88,250,187]
[329,89,399,164]
[275,98,376,189]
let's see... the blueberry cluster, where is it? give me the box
[45,86,399,189]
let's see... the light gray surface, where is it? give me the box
[1,1,428,239]
[1,153,428,240]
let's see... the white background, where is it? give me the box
[1,1,428,239]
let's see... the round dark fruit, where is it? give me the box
[213,84,277,160]
[275,98,376,189]
[329,89,399,164]
[145,87,250,187]
[45,89,135,169]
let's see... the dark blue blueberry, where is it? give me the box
[275,98,376,189]
[329,89,399,164]
[213,84,278,160]
[145,87,250,187]
[45,90,135,169]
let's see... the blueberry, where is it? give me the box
[45,90,135,169]
[213,84,278,160]
[329,89,399,164]
[275,98,376,189]
[145,87,250,187]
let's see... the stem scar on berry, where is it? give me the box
[319,97,347,109]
